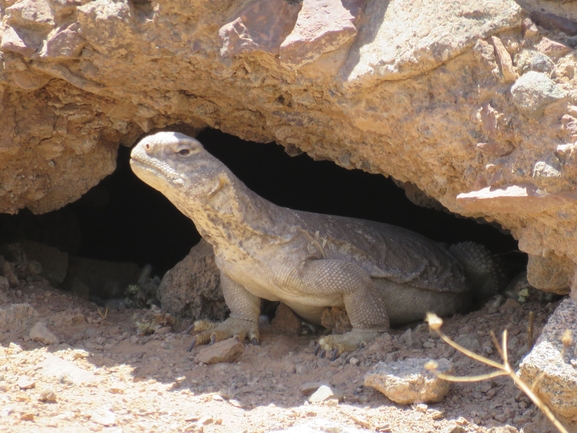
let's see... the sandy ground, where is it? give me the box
[0,277,564,433]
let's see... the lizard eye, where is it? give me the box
[176,144,195,157]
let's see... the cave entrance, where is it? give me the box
[0,128,524,302]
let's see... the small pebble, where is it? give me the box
[39,388,57,403]
[18,377,36,390]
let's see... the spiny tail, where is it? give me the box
[449,241,506,302]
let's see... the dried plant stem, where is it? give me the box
[426,313,568,433]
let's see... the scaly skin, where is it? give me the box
[130,131,500,357]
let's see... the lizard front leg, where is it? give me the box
[188,272,261,350]
[293,259,390,358]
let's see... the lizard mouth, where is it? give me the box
[129,156,180,185]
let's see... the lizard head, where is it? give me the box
[130,131,229,203]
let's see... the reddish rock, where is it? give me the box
[39,23,85,59]
[476,140,515,157]
[535,37,571,59]
[218,0,301,57]
[271,303,302,335]
[279,0,366,69]
[195,338,245,364]
[490,35,517,83]
[0,26,37,57]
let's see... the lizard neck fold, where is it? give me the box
[177,170,296,257]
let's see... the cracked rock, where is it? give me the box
[365,358,452,404]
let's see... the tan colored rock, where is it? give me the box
[29,321,60,345]
[0,25,36,57]
[0,303,38,343]
[320,306,352,334]
[491,36,517,83]
[510,71,566,118]
[476,140,515,157]
[271,303,303,335]
[195,338,245,364]
[308,384,343,403]
[342,0,522,83]
[526,253,572,295]
[38,23,85,59]
[456,184,577,215]
[365,358,452,405]
[157,239,225,319]
[39,353,98,384]
[535,37,572,59]
[218,0,301,57]
[279,0,362,69]
[519,299,577,421]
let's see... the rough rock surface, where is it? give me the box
[0,303,38,343]
[518,298,577,422]
[195,338,245,365]
[1,0,577,296]
[156,239,226,320]
[364,358,452,405]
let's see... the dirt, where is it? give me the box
[0,278,564,433]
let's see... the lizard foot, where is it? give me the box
[316,329,381,360]
[187,317,259,351]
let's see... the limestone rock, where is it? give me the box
[195,338,245,364]
[365,358,452,404]
[157,239,225,320]
[519,299,577,421]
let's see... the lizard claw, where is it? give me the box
[319,349,326,358]
[185,323,196,334]
[250,337,259,346]
[210,334,217,345]
[314,343,321,356]
[330,348,338,361]
[187,337,197,352]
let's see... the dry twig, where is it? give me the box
[425,313,569,433]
